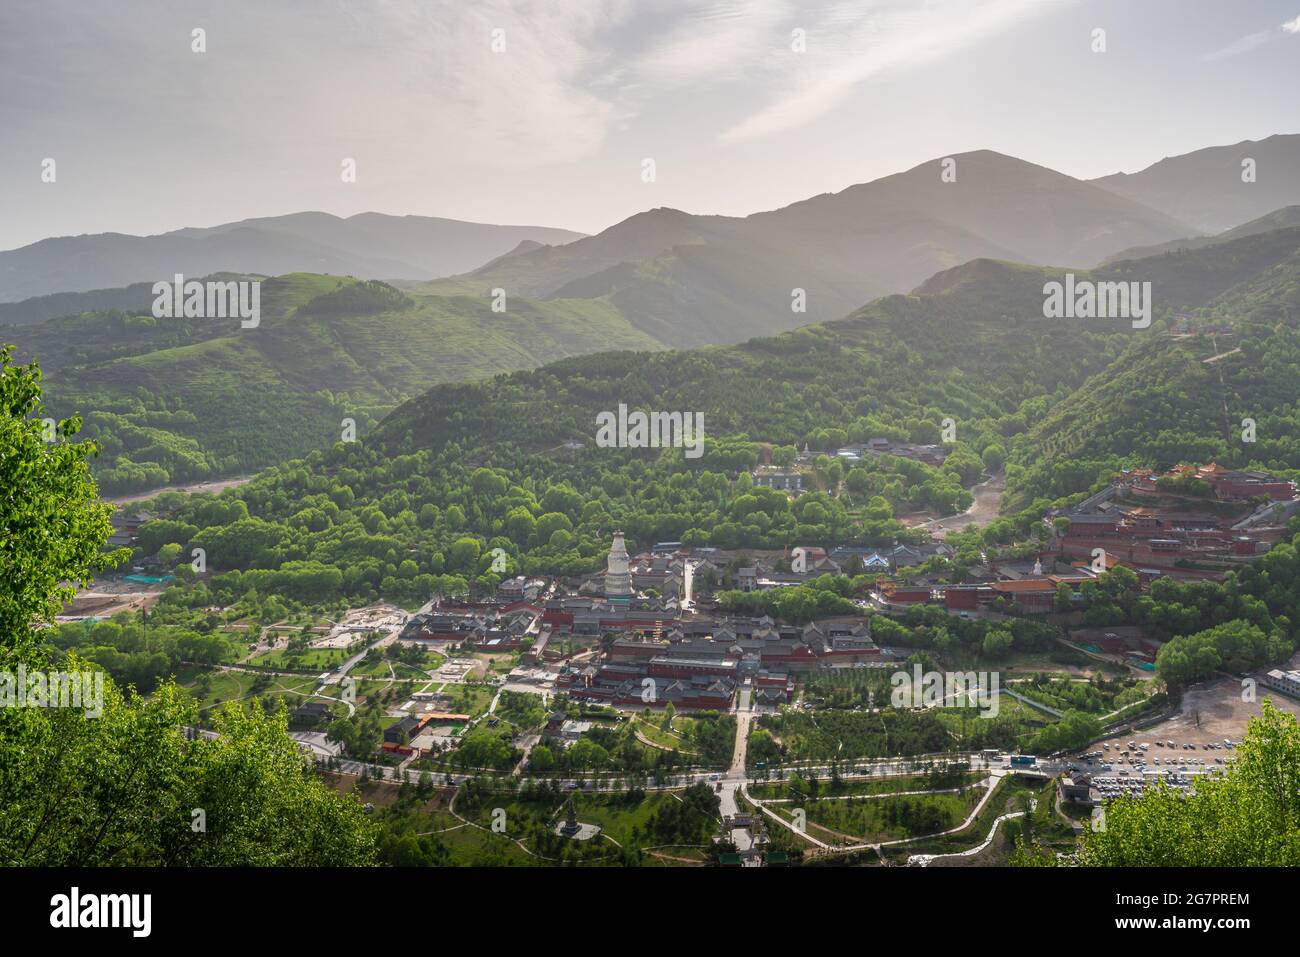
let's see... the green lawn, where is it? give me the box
[768,787,984,846]
[249,647,348,672]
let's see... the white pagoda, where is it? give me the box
[605,531,634,601]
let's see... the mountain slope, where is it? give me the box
[433,150,1194,347]
[0,212,586,303]
[373,224,1300,532]
[2,274,658,494]
[1007,232,1300,510]
[1102,206,1300,265]
[1092,134,1300,233]
[0,280,163,327]
[376,261,1138,459]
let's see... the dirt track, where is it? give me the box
[913,470,1005,540]
[106,475,252,505]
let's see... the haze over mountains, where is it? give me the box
[427,149,1197,347]
[376,220,1300,482]
[1101,205,1300,265]
[8,136,1299,350]
[1092,134,1300,234]
[6,132,1300,496]
[0,212,586,304]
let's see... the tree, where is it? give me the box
[1062,702,1300,866]
[0,347,126,643]
[981,628,1014,659]
[0,347,375,865]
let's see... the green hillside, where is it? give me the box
[74,219,1300,616]
[1007,235,1300,511]
[1,273,660,494]
[430,150,1193,348]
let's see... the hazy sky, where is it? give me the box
[2,0,1298,250]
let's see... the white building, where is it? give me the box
[1261,669,1300,700]
[605,531,634,601]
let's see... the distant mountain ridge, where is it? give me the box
[0,212,586,304]
[1101,206,1300,265]
[378,222,1300,460]
[425,149,1196,347]
[1091,134,1300,233]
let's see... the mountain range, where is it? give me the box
[0,212,586,305]
[6,134,1300,497]
[7,136,1300,350]
[377,222,1300,461]
[1091,134,1300,234]
[426,149,1199,347]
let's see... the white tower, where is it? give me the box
[605,531,634,601]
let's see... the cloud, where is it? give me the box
[1202,13,1300,61]
[716,0,1055,144]
[0,0,1069,176]
[1201,30,1273,61]
[0,0,634,171]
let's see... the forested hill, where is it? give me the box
[0,273,660,495]
[427,149,1192,348]
[1008,236,1300,510]
[100,216,1300,604]
[374,262,1128,460]
[376,225,1300,463]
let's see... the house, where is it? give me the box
[1059,775,1093,805]
[497,576,546,601]
[943,585,993,611]
[108,510,155,548]
[880,582,934,604]
[1196,464,1295,502]
[559,719,592,743]
[989,579,1057,613]
[291,700,334,727]
[1261,669,1300,700]
[752,470,804,492]
[384,715,426,746]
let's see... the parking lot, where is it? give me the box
[1069,737,1233,798]
[1092,670,1300,754]
[1067,665,1300,798]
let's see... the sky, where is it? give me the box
[1,0,1298,250]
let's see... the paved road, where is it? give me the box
[319,616,406,688]
[719,685,759,860]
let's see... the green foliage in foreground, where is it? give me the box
[0,349,376,866]
[0,346,125,642]
[1015,701,1300,866]
[0,670,377,866]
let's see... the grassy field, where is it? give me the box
[633,714,699,752]
[748,771,984,802]
[767,787,984,846]
[349,654,441,679]
[438,684,497,720]
[187,669,321,714]
[249,648,348,672]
